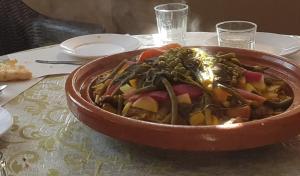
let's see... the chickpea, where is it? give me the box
[158,61,166,66]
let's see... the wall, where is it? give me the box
[23,0,117,32]
[23,0,300,35]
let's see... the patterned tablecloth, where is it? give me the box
[2,34,300,176]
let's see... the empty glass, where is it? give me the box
[154,3,188,44]
[216,21,257,49]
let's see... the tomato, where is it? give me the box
[137,43,182,62]
[137,49,164,62]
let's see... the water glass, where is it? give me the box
[154,3,188,44]
[216,21,257,49]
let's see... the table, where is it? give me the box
[2,33,300,176]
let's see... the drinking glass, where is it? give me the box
[154,3,188,44]
[216,21,257,49]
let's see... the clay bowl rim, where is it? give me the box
[66,45,300,132]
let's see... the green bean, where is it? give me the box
[103,60,130,96]
[162,78,178,125]
[106,83,119,97]
[265,97,293,109]
[117,95,123,115]
[215,52,236,59]
[100,59,128,84]
[239,64,268,72]
[135,86,156,94]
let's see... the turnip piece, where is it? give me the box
[132,96,159,112]
[244,70,264,82]
[173,84,203,98]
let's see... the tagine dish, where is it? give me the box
[65,44,300,151]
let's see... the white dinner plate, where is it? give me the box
[205,32,300,56]
[0,107,13,136]
[60,34,142,58]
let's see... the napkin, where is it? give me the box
[8,45,80,78]
[1,45,81,106]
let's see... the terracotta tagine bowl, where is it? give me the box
[65,46,300,151]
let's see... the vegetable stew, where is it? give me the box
[91,44,293,125]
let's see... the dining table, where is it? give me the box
[1,32,300,176]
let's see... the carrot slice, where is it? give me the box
[213,87,231,102]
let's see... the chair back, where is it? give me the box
[0,0,39,55]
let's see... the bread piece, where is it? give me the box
[0,59,32,81]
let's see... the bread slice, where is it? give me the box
[0,59,32,81]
